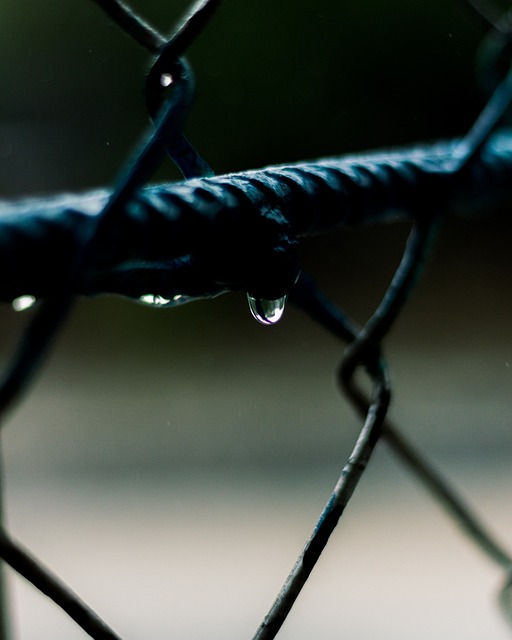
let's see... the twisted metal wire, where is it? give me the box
[0,1,221,638]
[0,1,511,639]
[1,130,512,303]
[291,274,512,631]
[251,12,512,632]
[251,220,434,639]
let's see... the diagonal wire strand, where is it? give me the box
[89,0,165,52]
[383,426,512,571]
[0,0,220,420]
[0,59,196,640]
[0,528,122,640]
[448,61,512,171]
[459,0,512,35]
[0,3,219,637]
[90,0,220,178]
[339,219,438,383]
[291,274,512,618]
[251,361,391,640]
[0,53,188,418]
[450,1,512,171]
[1,1,511,638]
[251,218,435,639]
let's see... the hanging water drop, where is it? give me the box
[12,295,37,312]
[247,295,287,325]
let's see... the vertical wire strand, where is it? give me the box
[0,436,10,640]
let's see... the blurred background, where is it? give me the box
[0,0,512,638]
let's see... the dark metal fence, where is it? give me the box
[1,1,512,638]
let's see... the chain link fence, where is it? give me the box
[0,0,512,638]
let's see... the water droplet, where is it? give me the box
[139,294,172,307]
[160,73,173,87]
[12,295,37,312]
[138,293,196,308]
[247,295,287,325]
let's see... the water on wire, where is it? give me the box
[11,295,37,312]
[138,294,195,307]
[247,295,286,325]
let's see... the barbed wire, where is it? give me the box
[0,1,511,639]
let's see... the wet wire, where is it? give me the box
[252,361,391,640]
[0,1,219,638]
[252,217,435,639]
[270,2,512,630]
[1,132,512,302]
[291,273,512,609]
[251,3,512,633]
[0,0,511,638]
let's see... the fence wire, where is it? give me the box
[0,0,512,639]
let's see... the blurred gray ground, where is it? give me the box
[1,0,512,638]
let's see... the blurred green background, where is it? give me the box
[1,1,512,638]
[0,0,487,194]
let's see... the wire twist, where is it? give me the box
[0,1,512,639]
